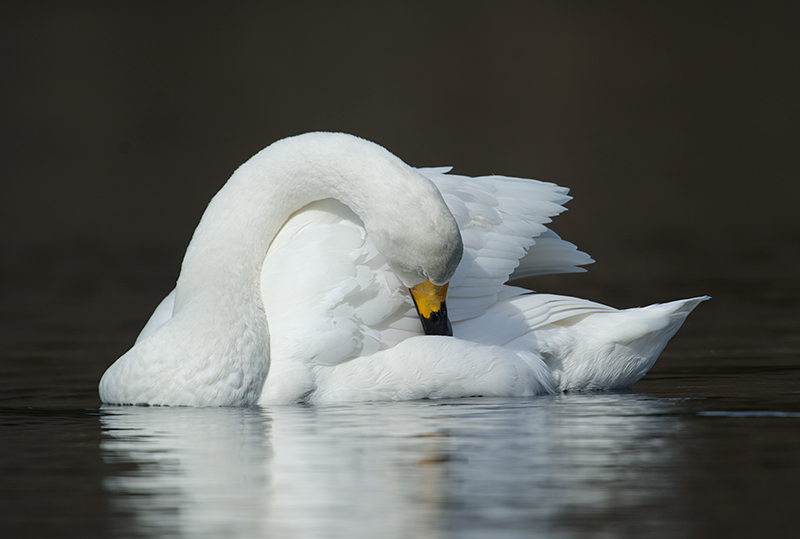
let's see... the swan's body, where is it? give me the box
[99,133,706,406]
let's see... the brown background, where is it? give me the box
[3,2,798,300]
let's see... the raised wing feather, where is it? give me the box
[512,229,594,279]
[453,293,618,346]
[418,168,591,321]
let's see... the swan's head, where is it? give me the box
[358,162,463,337]
[377,210,461,336]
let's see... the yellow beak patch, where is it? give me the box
[409,278,449,318]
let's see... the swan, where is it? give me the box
[99,132,707,406]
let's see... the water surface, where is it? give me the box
[1,245,799,538]
[101,395,691,539]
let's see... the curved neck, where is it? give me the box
[173,133,424,313]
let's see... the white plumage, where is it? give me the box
[99,132,707,406]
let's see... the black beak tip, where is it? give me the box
[419,303,453,337]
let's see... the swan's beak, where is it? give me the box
[409,278,453,337]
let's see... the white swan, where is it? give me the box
[99,132,707,406]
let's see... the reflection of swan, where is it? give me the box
[102,407,273,538]
[99,132,706,406]
[100,397,689,538]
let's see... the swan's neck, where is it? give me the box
[174,134,419,313]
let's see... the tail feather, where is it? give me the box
[461,294,710,392]
[543,296,710,391]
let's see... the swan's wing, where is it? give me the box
[453,293,619,346]
[261,199,422,370]
[418,168,592,321]
[511,229,594,279]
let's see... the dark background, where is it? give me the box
[4,1,798,275]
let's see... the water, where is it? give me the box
[98,396,686,539]
[2,244,799,538]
